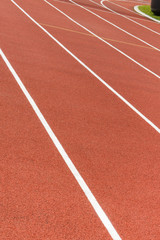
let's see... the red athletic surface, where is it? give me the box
[1,0,160,240]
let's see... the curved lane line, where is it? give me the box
[105,0,139,14]
[69,0,160,51]
[90,0,160,36]
[44,0,160,78]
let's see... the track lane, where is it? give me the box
[0,5,117,238]
[90,0,160,35]
[63,0,160,72]
[70,0,160,52]
[111,0,160,33]
[12,0,160,127]
[89,0,160,47]
[0,55,115,240]
[43,0,160,76]
[1,0,160,240]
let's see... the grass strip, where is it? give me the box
[138,5,160,21]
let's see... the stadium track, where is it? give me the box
[0,0,160,240]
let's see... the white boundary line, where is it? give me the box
[134,5,160,23]
[101,0,160,34]
[92,0,160,36]
[105,0,160,27]
[50,0,158,24]
[106,0,159,26]
[44,0,160,78]
[90,0,153,22]
[69,0,160,51]
[51,0,148,19]
[0,47,122,240]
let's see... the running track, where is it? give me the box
[0,0,160,239]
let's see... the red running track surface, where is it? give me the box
[0,0,160,240]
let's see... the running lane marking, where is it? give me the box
[49,0,154,23]
[44,0,160,78]
[0,47,122,240]
[89,0,160,35]
[106,0,160,25]
[100,0,160,36]
[69,0,160,51]
[10,0,160,134]
[105,0,139,14]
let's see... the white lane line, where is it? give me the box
[106,0,160,27]
[51,0,156,24]
[105,0,160,27]
[69,0,160,51]
[52,0,109,13]
[88,0,153,22]
[105,0,139,14]
[44,0,160,78]
[0,47,122,240]
[10,0,160,133]
[92,0,160,36]
[1,45,123,240]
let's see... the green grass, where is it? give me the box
[138,5,160,21]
